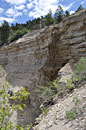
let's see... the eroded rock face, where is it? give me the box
[0,10,86,125]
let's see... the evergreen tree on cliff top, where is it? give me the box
[0,20,10,45]
[65,10,70,17]
[54,5,64,23]
[45,10,54,26]
[76,5,84,12]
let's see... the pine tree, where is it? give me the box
[54,5,64,23]
[0,20,10,45]
[65,10,70,17]
[45,10,54,26]
[76,5,84,12]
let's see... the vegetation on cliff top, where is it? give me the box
[0,5,84,47]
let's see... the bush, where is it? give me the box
[66,110,76,120]
[36,78,60,101]
[74,57,86,81]
[73,97,80,105]
[8,28,29,43]
[41,107,48,116]
[66,78,75,91]
[65,97,80,121]
[0,81,30,130]
[36,85,54,101]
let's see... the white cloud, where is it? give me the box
[23,9,28,15]
[6,8,22,18]
[29,9,45,18]
[60,2,75,11]
[4,0,27,5]
[28,0,59,18]
[70,10,75,15]
[6,8,15,16]
[2,0,75,22]
[0,17,15,23]
[14,5,25,10]
[28,0,74,18]
[27,3,34,9]
[81,1,84,4]
[0,8,4,13]
[0,6,23,23]
[81,0,86,5]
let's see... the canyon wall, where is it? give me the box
[0,10,86,125]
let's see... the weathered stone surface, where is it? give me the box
[0,27,54,125]
[0,9,86,126]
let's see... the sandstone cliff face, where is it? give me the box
[0,10,86,125]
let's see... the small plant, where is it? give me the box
[74,57,86,81]
[36,85,54,101]
[36,78,60,101]
[73,75,81,82]
[73,97,80,105]
[8,28,29,43]
[52,78,65,96]
[52,78,59,89]
[65,97,80,121]
[66,78,75,91]
[66,110,76,120]
[25,124,32,130]
[41,107,48,116]
[57,90,64,97]
[16,124,32,130]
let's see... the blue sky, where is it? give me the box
[0,0,86,24]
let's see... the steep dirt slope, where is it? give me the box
[33,63,86,130]
[33,83,86,130]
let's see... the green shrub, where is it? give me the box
[16,124,32,130]
[41,107,48,116]
[73,97,80,105]
[52,78,59,89]
[74,57,86,81]
[66,78,75,91]
[66,97,80,121]
[36,78,60,101]
[36,85,54,101]
[8,28,29,43]
[66,110,76,120]
[0,81,30,130]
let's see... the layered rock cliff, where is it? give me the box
[0,9,86,126]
